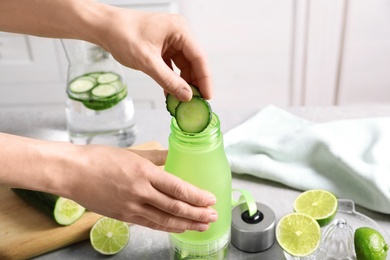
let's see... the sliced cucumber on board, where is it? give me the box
[12,188,86,226]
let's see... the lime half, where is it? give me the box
[90,217,130,255]
[354,227,389,260]
[276,213,321,257]
[294,189,338,227]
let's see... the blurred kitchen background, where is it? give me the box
[0,0,389,111]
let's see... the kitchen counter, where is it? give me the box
[1,104,389,259]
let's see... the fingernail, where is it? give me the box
[208,212,218,222]
[197,223,209,232]
[208,197,217,205]
[176,88,191,101]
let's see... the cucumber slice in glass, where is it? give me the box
[67,72,128,111]
[97,72,120,84]
[69,78,96,93]
[83,87,128,111]
[87,72,104,78]
[91,84,118,98]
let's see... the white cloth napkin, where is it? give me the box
[224,105,390,214]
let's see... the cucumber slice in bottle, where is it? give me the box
[189,83,202,97]
[97,72,120,84]
[12,188,85,226]
[165,83,203,116]
[91,84,118,98]
[175,97,212,133]
[166,94,181,116]
[69,78,96,93]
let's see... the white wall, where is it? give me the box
[337,0,390,105]
[179,1,293,110]
[0,0,389,110]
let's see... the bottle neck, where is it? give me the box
[170,112,221,147]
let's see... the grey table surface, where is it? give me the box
[1,104,390,260]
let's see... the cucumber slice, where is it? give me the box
[83,87,128,111]
[67,71,128,111]
[175,97,212,133]
[69,78,96,93]
[97,72,120,84]
[189,83,202,97]
[91,84,118,98]
[67,90,90,102]
[110,80,126,91]
[165,83,203,116]
[12,188,86,226]
[166,94,181,116]
[87,72,104,78]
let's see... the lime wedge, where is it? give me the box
[90,217,130,255]
[354,227,389,260]
[293,189,338,227]
[276,212,321,257]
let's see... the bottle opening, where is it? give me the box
[170,112,221,146]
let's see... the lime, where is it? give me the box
[90,217,130,255]
[293,189,338,227]
[276,212,321,257]
[354,227,389,260]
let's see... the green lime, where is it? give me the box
[276,212,321,257]
[354,227,389,260]
[293,189,338,227]
[90,217,130,255]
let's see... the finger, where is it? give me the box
[135,203,212,232]
[126,149,167,166]
[165,45,213,100]
[150,171,217,207]
[179,36,213,99]
[130,216,185,233]
[188,58,213,100]
[144,55,192,102]
[146,188,218,224]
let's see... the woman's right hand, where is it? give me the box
[90,5,213,102]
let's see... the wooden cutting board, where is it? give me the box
[0,141,163,260]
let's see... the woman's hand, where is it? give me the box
[66,145,218,233]
[0,0,217,233]
[0,0,213,101]
[93,7,213,102]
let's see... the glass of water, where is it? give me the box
[62,39,136,147]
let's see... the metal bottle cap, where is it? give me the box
[231,202,276,253]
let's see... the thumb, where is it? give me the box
[144,56,192,102]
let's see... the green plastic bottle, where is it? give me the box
[165,113,232,260]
